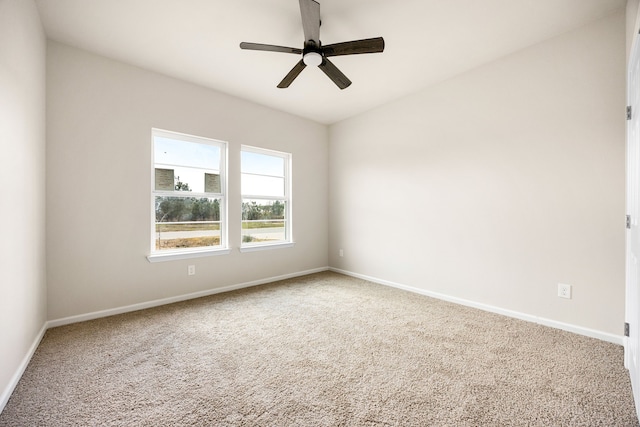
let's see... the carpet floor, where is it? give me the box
[0,271,637,426]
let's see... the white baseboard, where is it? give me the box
[48,267,329,328]
[330,267,623,345]
[0,323,47,414]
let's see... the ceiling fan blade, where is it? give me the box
[240,42,302,55]
[322,37,385,57]
[318,58,351,89]
[299,0,320,45]
[278,60,307,88]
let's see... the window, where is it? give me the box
[149,129,228,261]
[241,146,292,250]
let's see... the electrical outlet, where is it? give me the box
[558,283,571,299]
[188,265,196,276]
[339,249,344,257]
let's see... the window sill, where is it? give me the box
[147,247,231,263]
[239,242,295,253]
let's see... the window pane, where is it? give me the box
[154,136,221,194]
[155,136,220,170]
[241,199,286,244]
[155,196,221,251]
[240,146,290,248]
[241,173,284,197]
[241,151,284,176]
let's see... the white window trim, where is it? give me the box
[149,128,229,262]
[241,145,293,250]
[238,242,295,253]
[147,247,231,263]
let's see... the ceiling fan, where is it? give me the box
[240,0,385,90]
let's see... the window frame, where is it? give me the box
[240,145,293,252]
[147,128,230,263]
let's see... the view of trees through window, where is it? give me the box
[241,199,286,244]
[156,178,220,222]
[155,178,222,250]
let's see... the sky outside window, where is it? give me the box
[154,136,220,193]
[241,151,285,196]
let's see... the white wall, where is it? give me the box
[46,41,328,321]
[0,0,47,411]
[329,10,626,336]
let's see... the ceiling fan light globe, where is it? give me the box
[303,52,323,67]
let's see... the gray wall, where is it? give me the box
[46,41,329,321]
[329,10,626,336]
[0,0,47,410]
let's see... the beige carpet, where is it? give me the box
[0,271,637,426]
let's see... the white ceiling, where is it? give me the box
[36,0,625,124]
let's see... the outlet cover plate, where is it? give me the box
[558,283,571,299]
